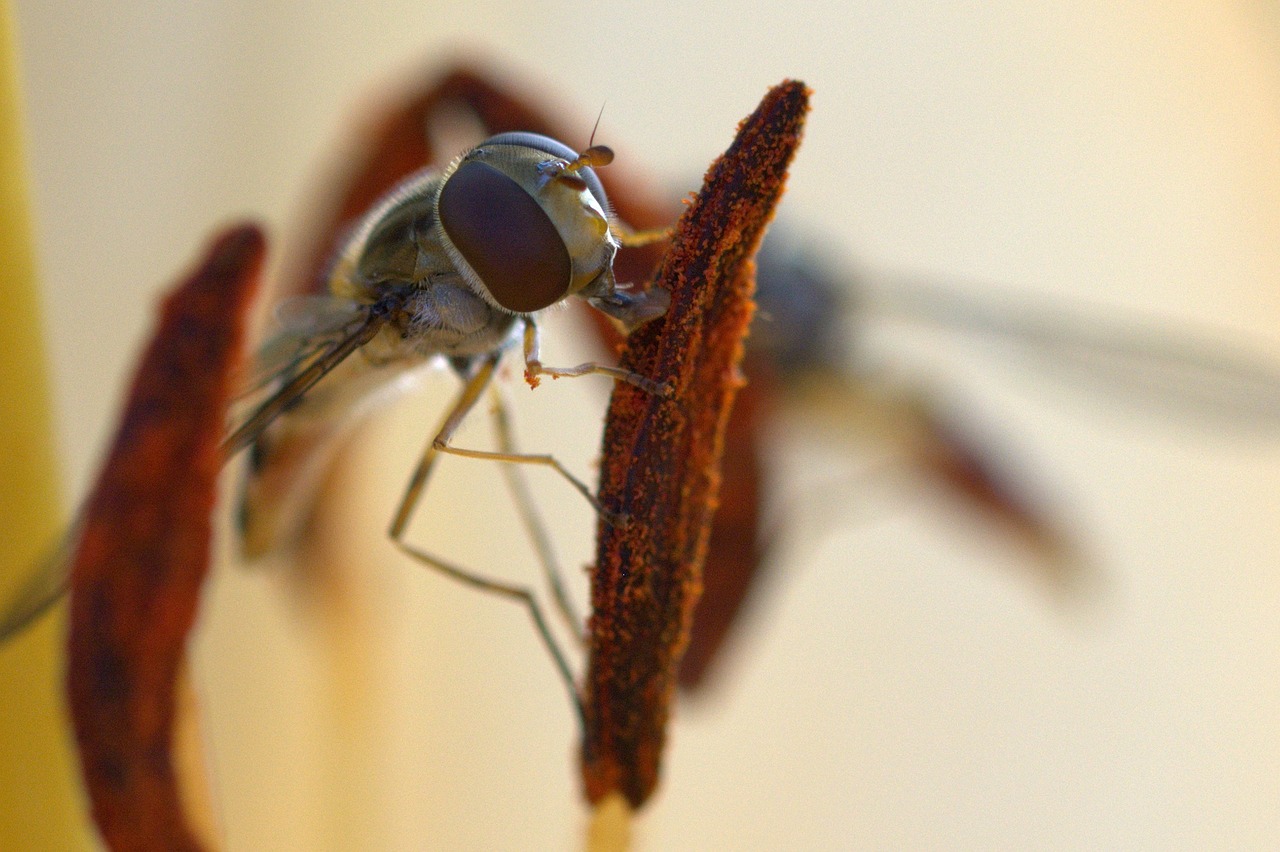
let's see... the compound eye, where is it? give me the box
[439,160,572,313]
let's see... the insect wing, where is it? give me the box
[865,276,1280,427]
[222,303,389,459]
[0,526,76,643]
[232,296,371,400]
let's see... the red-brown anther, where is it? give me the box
[65,224,266,851]
[581,80,810,808]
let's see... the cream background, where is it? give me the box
[9,1,1280,848]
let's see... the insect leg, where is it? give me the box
[486,383,584,645]
[521,318,670,396]
[387,351,497,540]
[393,538,585,731]
[387,351,585,730]
[611,219,673,248]
[433,440,624,527]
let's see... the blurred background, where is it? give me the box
[3,1,1280,848]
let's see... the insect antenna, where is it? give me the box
[588,103,605,149]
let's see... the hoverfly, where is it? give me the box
[675,222,1280,686]
[0,131,671,721]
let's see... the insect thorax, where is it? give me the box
[372,284,520,362]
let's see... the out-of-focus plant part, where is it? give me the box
[581,80,809,808]
[65,224,265,851]
[0,2,92,848]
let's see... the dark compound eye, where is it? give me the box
[480,131,610,213]
[438,159,572,313]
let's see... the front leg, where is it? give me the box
[521,317,670,396]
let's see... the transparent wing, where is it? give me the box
[223,301,390,459]
[0,524,77,644]
[863,274,1280,426]
[231,295,371,400]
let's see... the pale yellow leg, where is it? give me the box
[387,352,587,729]
[611,218,673,248]
[486,384,584,645]
[522,319,670,396]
